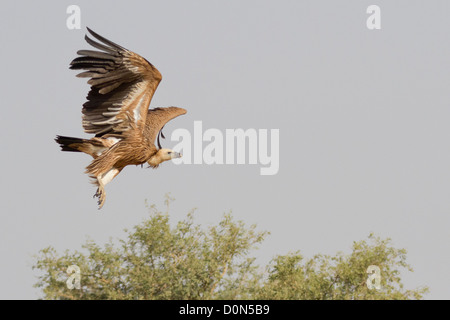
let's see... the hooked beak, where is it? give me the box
[171,152,182,159]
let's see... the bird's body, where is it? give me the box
[56,28,186,209]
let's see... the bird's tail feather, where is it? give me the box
[55,135,86,152]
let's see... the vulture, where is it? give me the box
[55,28,187,209]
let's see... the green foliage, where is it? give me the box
[33,199,428,300]
[33,199,267,300]
[257,234,428,300]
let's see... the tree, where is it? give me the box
[33,198,428,300]
[33,198,267,300]
[256,234,428,300]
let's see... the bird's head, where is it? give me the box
[147,148,182,168]
[159,148,182,161]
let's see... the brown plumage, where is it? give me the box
[56,28,187,209]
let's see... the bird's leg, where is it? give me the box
[92,168,120,209]
[93,177,106,209]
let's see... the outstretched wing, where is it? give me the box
[145,107,187,149]
[70,27,162,138]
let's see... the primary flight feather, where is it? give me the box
[56,28,187,209]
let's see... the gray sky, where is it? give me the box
[1,0,449,299]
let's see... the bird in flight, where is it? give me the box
[56,28,187,209]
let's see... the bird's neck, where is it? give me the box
[147,151,164,168]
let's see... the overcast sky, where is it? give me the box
[1,0,449,299]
